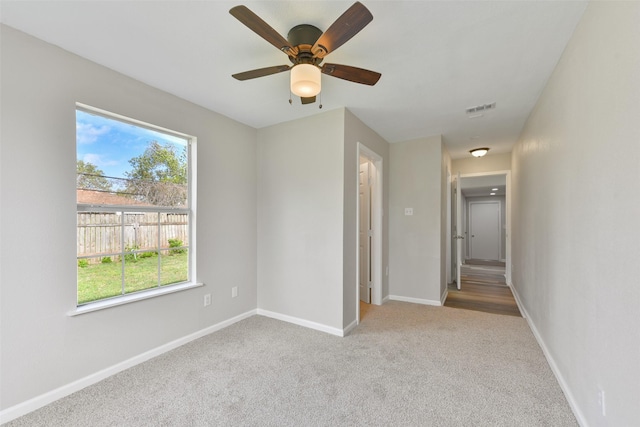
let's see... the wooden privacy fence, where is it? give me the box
[77,212,188,258]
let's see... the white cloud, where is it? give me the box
[76,122,110,144]
[83,153,118,168]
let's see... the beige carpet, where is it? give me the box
[7,301,576,426]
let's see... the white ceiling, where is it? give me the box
[0,0,587,159]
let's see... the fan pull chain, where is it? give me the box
[318,92,323,109]
[289,91,293,105]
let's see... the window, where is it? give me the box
[76,104,194,306]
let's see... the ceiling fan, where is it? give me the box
[229,2,382,105]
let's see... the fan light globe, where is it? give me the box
[290,64,321,97]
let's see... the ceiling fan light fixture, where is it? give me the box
[470,147,490,157]
[290,64,321,97]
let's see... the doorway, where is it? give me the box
[357,144,383,323]
[452,171,511,288]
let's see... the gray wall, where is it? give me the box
[257,109,391,332]
[511,2,640,425]
[1,25,258,410]
[389,135,444,303]
[256,109,345,330]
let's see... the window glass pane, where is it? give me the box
[77,211,122,258]
[160,212,189,286]
[160,249,189,286]
[160,212,189,250]
[124,212,159,254]
[76,109,188,208]
[124,251,160,294]
[77,255,123,304]
[160,249,189,285]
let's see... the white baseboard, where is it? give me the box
[507,281,526,319]
[0,309,257,424]
[388,295,442,306]
[440,288,449,305]
[343,319,358,336]
[509,285,587,427]
[381,295,390,304]
[256,309,346,337]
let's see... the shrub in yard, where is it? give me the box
[168,239,185,255]
[78,259,89,268]
[139,251,156,259]
[101,256,112,264]
[125,244,140,262]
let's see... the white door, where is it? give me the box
[469,201,501,260]
[359,161,372,303]
[455,173,463,290]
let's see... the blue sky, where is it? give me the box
[76,110,187,179]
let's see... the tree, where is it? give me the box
[124,141,188,206]
[77,160,112,191]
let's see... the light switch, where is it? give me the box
[405,208,413,216]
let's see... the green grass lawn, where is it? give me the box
[77,252,188,304]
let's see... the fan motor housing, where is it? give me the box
[287,25,323,65]
[287,24,322,47]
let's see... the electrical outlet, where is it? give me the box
[203,293,211,307]
[232,287,238,298]
[598,389,606,416]
[404,208,413,216]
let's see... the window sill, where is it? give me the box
[67,282,204,316]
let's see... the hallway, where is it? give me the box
[445,261,521,317]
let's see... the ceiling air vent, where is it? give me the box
[466,102,496,114]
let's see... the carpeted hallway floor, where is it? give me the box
[7,301,577,426]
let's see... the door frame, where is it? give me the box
[454,172,463,289]
[456,170,512,285]
[356,143,383,322]
[446,168,452,285]
[358,160,372,304]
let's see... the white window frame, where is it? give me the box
[70,103,199,316]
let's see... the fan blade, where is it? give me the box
[322,63,381,85]
[312,2,373,58]
[301,96,316,105]
[232,65,291,81]
[230,6,296,55]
